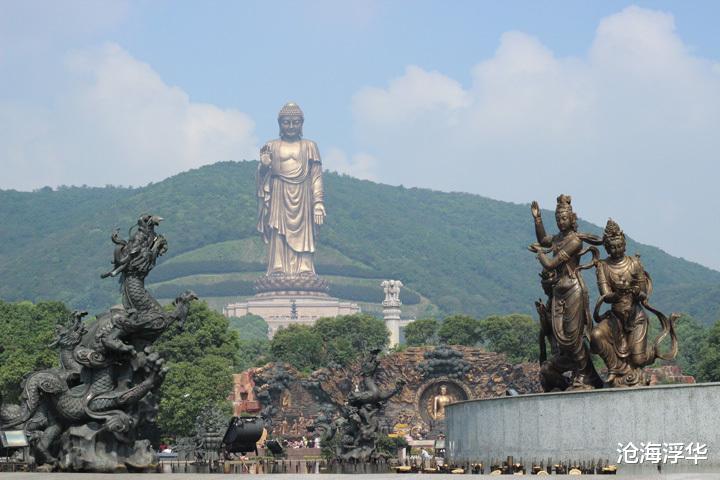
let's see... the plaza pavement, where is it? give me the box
[1,474,720,479]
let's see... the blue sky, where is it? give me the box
[2,1,720,270]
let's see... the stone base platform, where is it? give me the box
[223,293,360,338]
[446,382,720,474]
[7,474,720,479]
[254,273,329,296]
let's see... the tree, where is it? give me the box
[155,301,240,436]
[237,338,270,371]
[404,318,439,346]
[157,355,234,437]
[672,314,707,379]
[478,314,539,363]
[696,319,720,382]
[438,314,481,346]
[156,301,240,366]
[0,300,69,401]
[228,314,269,341]
[314,314,389,366]
[268,314,389,372]
[647,313,707,379]
[270,324,324,372]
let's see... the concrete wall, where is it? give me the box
[446,383,720,474]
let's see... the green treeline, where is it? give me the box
[4,299,720,439]
[269,313,389,373]
[403,313,715,380]
[403,314,539,364]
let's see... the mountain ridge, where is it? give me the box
[2,160,719,324]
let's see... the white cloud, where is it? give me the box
[348,6,720,269]
[0,43,257,190]
[324,147,379,181]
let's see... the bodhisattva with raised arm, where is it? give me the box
[256,102,326,279]
[590,219,678,387]
[529,195,603,391]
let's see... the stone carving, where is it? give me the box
[529,196,604,391]
[418,344,471,379]
[244,346,541,442]
[331,349,404,461]
[416,377,471,426]
[589,219,678,387]
[0,215,196,472]
[253,363,295,428]
[255,102,328,294]
[381,280,403,307]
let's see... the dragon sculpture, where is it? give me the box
[328,349,405,461]
[0,214,196,472]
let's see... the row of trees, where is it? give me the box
[269,314,389,373]
[404,314,539,363]
[403,312,715,380]
[3,299,720,439]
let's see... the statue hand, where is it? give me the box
[260,144,272,166]
[530,201,541,219]
[528,243,542,253]
[314,204,326,225]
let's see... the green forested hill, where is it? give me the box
[2,160,720,325]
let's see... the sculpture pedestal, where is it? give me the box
[446,382,720,474]
[253,273,330,297]
[224,273,359,338]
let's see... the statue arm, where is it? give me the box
[256,150,272,239]
[534,218,553,247]
[530,201,553,246]
[537,236,581,270]
[632,257,649,299]
[596,262,614,301]
[310,159,324,207]
[308,142,326,224]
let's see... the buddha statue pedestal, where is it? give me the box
[224,275,359,338]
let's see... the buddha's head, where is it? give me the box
[555,194,577,233]
[603,219,626,259]
[439,385,448,395]
[278,102,304,140]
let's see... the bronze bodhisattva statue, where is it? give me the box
[531,197,679,391]
[590,219,678,387]
[530,195,603,391]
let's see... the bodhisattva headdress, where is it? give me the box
[555,194,578,230]
[555,194,573,213]
[603,218,625,244]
